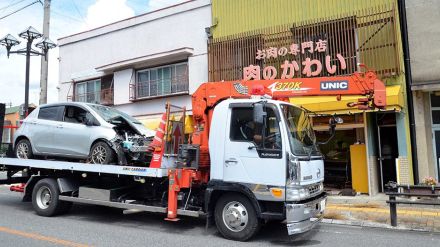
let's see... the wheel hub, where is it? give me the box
[16,143,29,159]
[36,186,52,210]
[222,201,248,232]
[92,146,107,164]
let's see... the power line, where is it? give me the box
[0,0,42,21]
[70,0,86,23]
[0,0,27,12]
[51,9,84,23]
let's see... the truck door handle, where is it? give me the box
[56,124,63,128]
[225,158,237,164]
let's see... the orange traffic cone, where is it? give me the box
[148,112,167,151]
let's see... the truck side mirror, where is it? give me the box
[318,116,343,145]
[329,116,343,135]
[253,103,266,126]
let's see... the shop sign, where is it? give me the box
[267,81,305,92]
[320,80,349,90]
[243,39,347,80]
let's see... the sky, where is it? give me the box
[0,0,186,107]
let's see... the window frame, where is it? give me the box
[228,104,283,151]
[62,105,95,125]
[38,106,64,122]
[74,79,101,104]
[135,61,189,99]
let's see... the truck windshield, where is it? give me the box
[280,104,320,157]
[88,104,142,125]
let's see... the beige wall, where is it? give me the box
[406,0,440,84]
[413,91,437,180]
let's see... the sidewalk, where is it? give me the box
[324,194,440,232]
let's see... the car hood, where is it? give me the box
[130,122,156,137]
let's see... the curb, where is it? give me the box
[321,218,436,233]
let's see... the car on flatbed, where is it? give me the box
[13,102,155,165]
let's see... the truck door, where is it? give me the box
[223,104,285,187]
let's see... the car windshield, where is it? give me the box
[280,104,321,157]
[88,104,142,124]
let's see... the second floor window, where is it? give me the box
[75,79,101,104]
[136,62,188,99]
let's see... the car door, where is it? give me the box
[29,106,64,154]
[52,105,94,157]
[223,104,285,187]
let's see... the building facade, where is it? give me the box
[58,0,211,128]
[406,0,440,181]
[207,0,413,194]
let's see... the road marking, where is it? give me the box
[0,226,90,247]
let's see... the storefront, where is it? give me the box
[287,84,405,194]
[208,0,413,195]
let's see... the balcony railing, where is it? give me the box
[130,75,189,100]
[68,88,114,105]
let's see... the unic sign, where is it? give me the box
[243,39,347,80]
[320,80,349,90]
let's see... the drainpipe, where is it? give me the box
[397,0,419,184]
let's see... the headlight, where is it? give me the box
[286,187,310,201]
[286,182,323,201]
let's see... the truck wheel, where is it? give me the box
[214,193,261,241]
[15,139,34,159]
[89,141,114,164]
[32,178,72,217]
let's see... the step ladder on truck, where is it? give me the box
[0,68,386,241]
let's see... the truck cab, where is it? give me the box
[207,98,326,240]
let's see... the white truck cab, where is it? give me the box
[208,98,326,236]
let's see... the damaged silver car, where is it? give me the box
[13,102,155,165]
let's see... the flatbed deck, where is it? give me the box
[0,157,168,177]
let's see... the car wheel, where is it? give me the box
[214,193,261,241]
[32,178,73,217]
[15,139,34,159]
[89,141,115,164]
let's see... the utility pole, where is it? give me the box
[39,0,51,105]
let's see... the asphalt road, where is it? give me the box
[0,186,439,247]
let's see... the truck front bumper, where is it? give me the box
[285,194,326,235]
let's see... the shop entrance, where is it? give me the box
[430,93,440,180]
[376,113,398,192]
[314,114,366,194]
[433,129,440,180]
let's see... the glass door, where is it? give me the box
[433,130,440,180]
[430,93,440,180]
[377,125,398,192]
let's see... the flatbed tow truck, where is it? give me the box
[0,69,386,241]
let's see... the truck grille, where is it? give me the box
[307,183,321,196]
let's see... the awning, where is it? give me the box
[95,47,194,72]
[289,85,404,115]
[137,115,194,134]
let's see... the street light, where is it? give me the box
[0,26,56,117]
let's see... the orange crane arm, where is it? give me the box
[190,70,386,166]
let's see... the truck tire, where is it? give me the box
[32,178,72,217]
[89,141,115,164]
[15,139,34,159]
[214,193,261,241]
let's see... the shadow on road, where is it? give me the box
[255,221,321,246]
[1,191,322,245]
